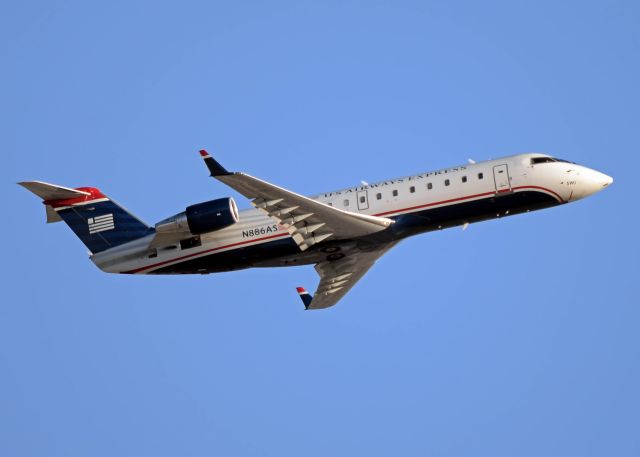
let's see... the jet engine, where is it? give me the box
[155,197,239,236]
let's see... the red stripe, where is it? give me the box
[372,185,563,217]
[45,187,107,208]
[124,232,289,274]
[373,190,495,217]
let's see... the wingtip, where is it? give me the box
[296,286,313,309]
[198,149,230,176]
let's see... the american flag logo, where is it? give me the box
[88,214,115,234]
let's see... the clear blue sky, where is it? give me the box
[2,1,638,456]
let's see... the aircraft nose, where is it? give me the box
[590,169,613,189]
[578,167,613,198]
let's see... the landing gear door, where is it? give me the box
[493,164,512,193]
[357,190,369,210]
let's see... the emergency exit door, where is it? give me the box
[493,164,512,193]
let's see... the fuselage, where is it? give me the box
[91,153,612,275]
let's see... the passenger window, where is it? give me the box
[462,176,467,183]
[444,179,450,186]
[344,199,349,206]
[427,183,433,190]
[478,172,483,180]
[410,186,415,193]
[376,193,382,200]
[392,189,398,197]
[359,196,366,203]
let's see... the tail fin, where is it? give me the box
[19,181,152,254]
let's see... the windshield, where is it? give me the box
[531,157,575,165]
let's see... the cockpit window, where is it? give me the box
[531,157,555,164]
[531,157,575,165]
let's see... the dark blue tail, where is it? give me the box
[56,197,152,253]
[20,182,152,254]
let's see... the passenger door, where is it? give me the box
[493,164,511,193]
[357,190,369,210]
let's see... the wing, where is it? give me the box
[199,150,394,251]
[297,241,398,310]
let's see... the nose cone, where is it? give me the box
[589,169,613,189]
[578,167,613,199]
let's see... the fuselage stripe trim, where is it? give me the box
[513,185,564,203]
[372,185,563,217]
[126,186,563,274]
[124,232,290,274]
[372,191,495,217]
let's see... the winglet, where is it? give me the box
[199,149,231,176]
[296,287,313,310]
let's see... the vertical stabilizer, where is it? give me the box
[19,181,151,254]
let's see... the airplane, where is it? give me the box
[20,151,612,309]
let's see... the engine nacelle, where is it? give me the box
[155,197,239,236]
[185,197,239,234]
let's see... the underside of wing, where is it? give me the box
[199,150,394,251]
[299,241,398,310]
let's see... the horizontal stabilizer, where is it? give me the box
[20,181,90,224]
[18,181,90,201]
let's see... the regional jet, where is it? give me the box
[20,151,612,309]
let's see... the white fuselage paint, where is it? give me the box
[91,153,612,274]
